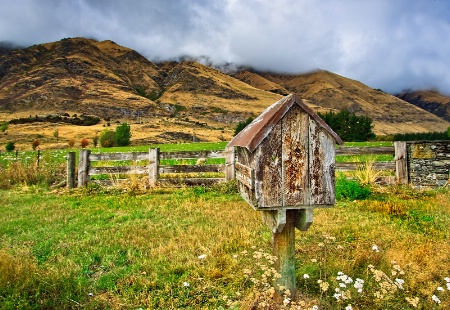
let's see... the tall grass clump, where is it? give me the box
[0,152,65,189]
[335,173,371,201]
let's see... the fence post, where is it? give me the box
[394,141,408,184]
[67,152,76,189]
[37,150,40,168]
[148,148,160,187]
[77,149,91,187]
[225,145,235,181]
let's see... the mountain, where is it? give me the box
[396,89,450,122]
[233,69,450,135]
[0,37,449,149]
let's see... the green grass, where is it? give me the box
[0,184,449,309]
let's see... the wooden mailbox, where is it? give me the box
[227,93,343,298]
[228,94,343,232]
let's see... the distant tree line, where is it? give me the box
[393,131,449,141]
[318,109,375,142]
[9,114,100,126]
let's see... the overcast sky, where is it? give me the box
[1,0,450,94]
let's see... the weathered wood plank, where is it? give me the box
[158,178,225,186]
[89,152,149,161]
[255,121,283,208]
[148,148,160,187]
[282,104,309,206]
[308,119,335,205]
[159,150,224,160]
[336,161,396,171]
[336,146,394,155]
[66,152,76,189]
[235,162,254,189]
[77,149,91,187]
[224,146,235,181]
[394,141,408,184]
[159,164,225,173]
[89,166,148,175]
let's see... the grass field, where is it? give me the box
[0,182,449,309]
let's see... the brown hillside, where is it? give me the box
[397,89,450,122]
[0,38,281,149]
[246,70,450,135]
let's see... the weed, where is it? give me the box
[336,174,371,200]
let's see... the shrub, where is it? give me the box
[115,123,131,146]
[31,139,40,150]
[67,139,75,148]
[448,126,450,138]
[100,129,116,147]
[5,141,15,152]
[53,129,59,141]
[0,122,8,132]
[80,138,89,149]
[335,174,371,200]
[92,135,99,147]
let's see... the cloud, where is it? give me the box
[1,0,450,94]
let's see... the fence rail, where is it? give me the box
[70,145,400,188]
[73,148,233,188]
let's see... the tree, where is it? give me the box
[115,123,131,146]
[100,129,116,147]
[448,126,450,139]
[5,141,15,152]
[67,139,75,148]
[53,129,59,141]
[80,138,89,148]
[234,117,254,136]
[318,109,375,142]
[32,139,40,150]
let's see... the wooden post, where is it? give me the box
[273,209,297,300]
[67,152,76,189]
[394,141,408,184]
[37,150,40,168]
[77,149,91,187]
[148,148,160,187]
[225,145,235,181]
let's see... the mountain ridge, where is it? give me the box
[0,37,449,149]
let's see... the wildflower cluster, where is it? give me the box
[368,261,405,300]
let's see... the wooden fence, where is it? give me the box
[73,147,236,188]
[70,144,402,188]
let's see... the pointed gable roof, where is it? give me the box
[227,93,344,152]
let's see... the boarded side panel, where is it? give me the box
[254,121,283,208]
[236,147,258,208]
[282,105,310,206]
[308,119,336,205]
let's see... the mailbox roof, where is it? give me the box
[227,93,344,152]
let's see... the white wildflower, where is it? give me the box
[432,295,441,304]
[198,254,206,260]
[372,244,379,252]
[303,274,310,279]
[395,278,405,289]
[183,282,190,287]
[345,305,353,310]
[333,293,341,300]
[437,286,444,291]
